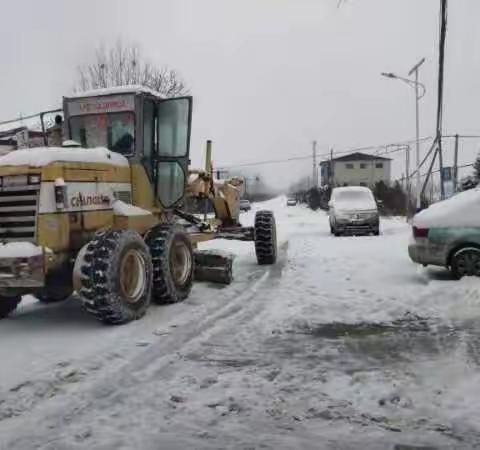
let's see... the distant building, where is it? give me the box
[0,138,16,155]
[0,126,48,153]
[320,152,391,187]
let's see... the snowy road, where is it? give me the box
[1,198,480,449]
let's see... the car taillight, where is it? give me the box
[413,227,429,238]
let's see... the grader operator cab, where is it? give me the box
[0,86,277,324]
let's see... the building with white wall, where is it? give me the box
[320,152,391,187]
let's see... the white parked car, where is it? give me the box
[286,198,297,206]
[408,188,480,278]
[239,199,251,211]
[328,186,380,236]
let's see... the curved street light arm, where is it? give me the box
[381,73,426,99]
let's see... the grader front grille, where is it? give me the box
[0,185,39,242]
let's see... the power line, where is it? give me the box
[218,133,480,171]
[217,136,435,170]
[396,162,474,183]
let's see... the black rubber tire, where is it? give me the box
[37,287,72,304]
[254,210,277,265]
[451,247,480,279]
[0,296,21,319]
[78,229,153,325]
[373,229,380,236]
[37,270,73,303]
[145,224,194,304]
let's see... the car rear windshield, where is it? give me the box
[334,190,373,202]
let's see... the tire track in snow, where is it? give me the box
[0,242,289,449]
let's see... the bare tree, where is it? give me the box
[76,41,189,97]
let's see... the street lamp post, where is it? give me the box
[382,57,426,211]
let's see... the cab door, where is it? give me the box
[154,97,192,209]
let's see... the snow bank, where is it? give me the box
[413,188,480,228]
[113,200,152,216]
[69,85,164,99]
[0,146,129,168]
[0,242,43,258]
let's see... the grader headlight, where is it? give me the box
[28,174,41,184]
[54,178,67,210]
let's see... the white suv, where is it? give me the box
[328,186,380,236]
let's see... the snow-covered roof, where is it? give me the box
[321,152,391,164]
[67,85,164,100]
[413,188,480,228]
[0,147,129,168]
[332,186,373,194]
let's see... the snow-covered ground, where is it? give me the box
[1,197,480,449]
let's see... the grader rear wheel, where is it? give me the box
[254,210,277,265]
[78,230,153,325]
[145,224,194,304]
[0,295,21,319]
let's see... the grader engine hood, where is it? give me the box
[0,146,129,170]
[0,146,132,246]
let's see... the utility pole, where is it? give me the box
[419,0,448,204]
[381,62,426,209]
[453,133,459,192]
[405,145,411,218]
[330,148,334,186]
[437,0,448,200]
[438,138,445,200]
[408,57,425,209]
[312,141,317,188]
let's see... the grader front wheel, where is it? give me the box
[78,230,153,325]
[254,210,277,265]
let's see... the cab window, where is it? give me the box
[143,100,156,178]
[70,112,135,156]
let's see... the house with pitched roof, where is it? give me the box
[320,152,392,187]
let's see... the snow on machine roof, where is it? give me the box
[67,85,165,100]
[0,146,129,168]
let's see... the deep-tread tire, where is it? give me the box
[145,224,194,304]
[37,270,73,303]
[254,210,277,265]
[78,229,153,325]
[451,247,480,279]
[0,296,21,319]
[37,287,72,304]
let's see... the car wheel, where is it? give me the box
[451,247,480,279]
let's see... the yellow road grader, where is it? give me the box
[0,86,277,324]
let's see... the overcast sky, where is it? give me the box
[1,0,479,188]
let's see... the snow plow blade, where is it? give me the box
[194,250,233,285]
